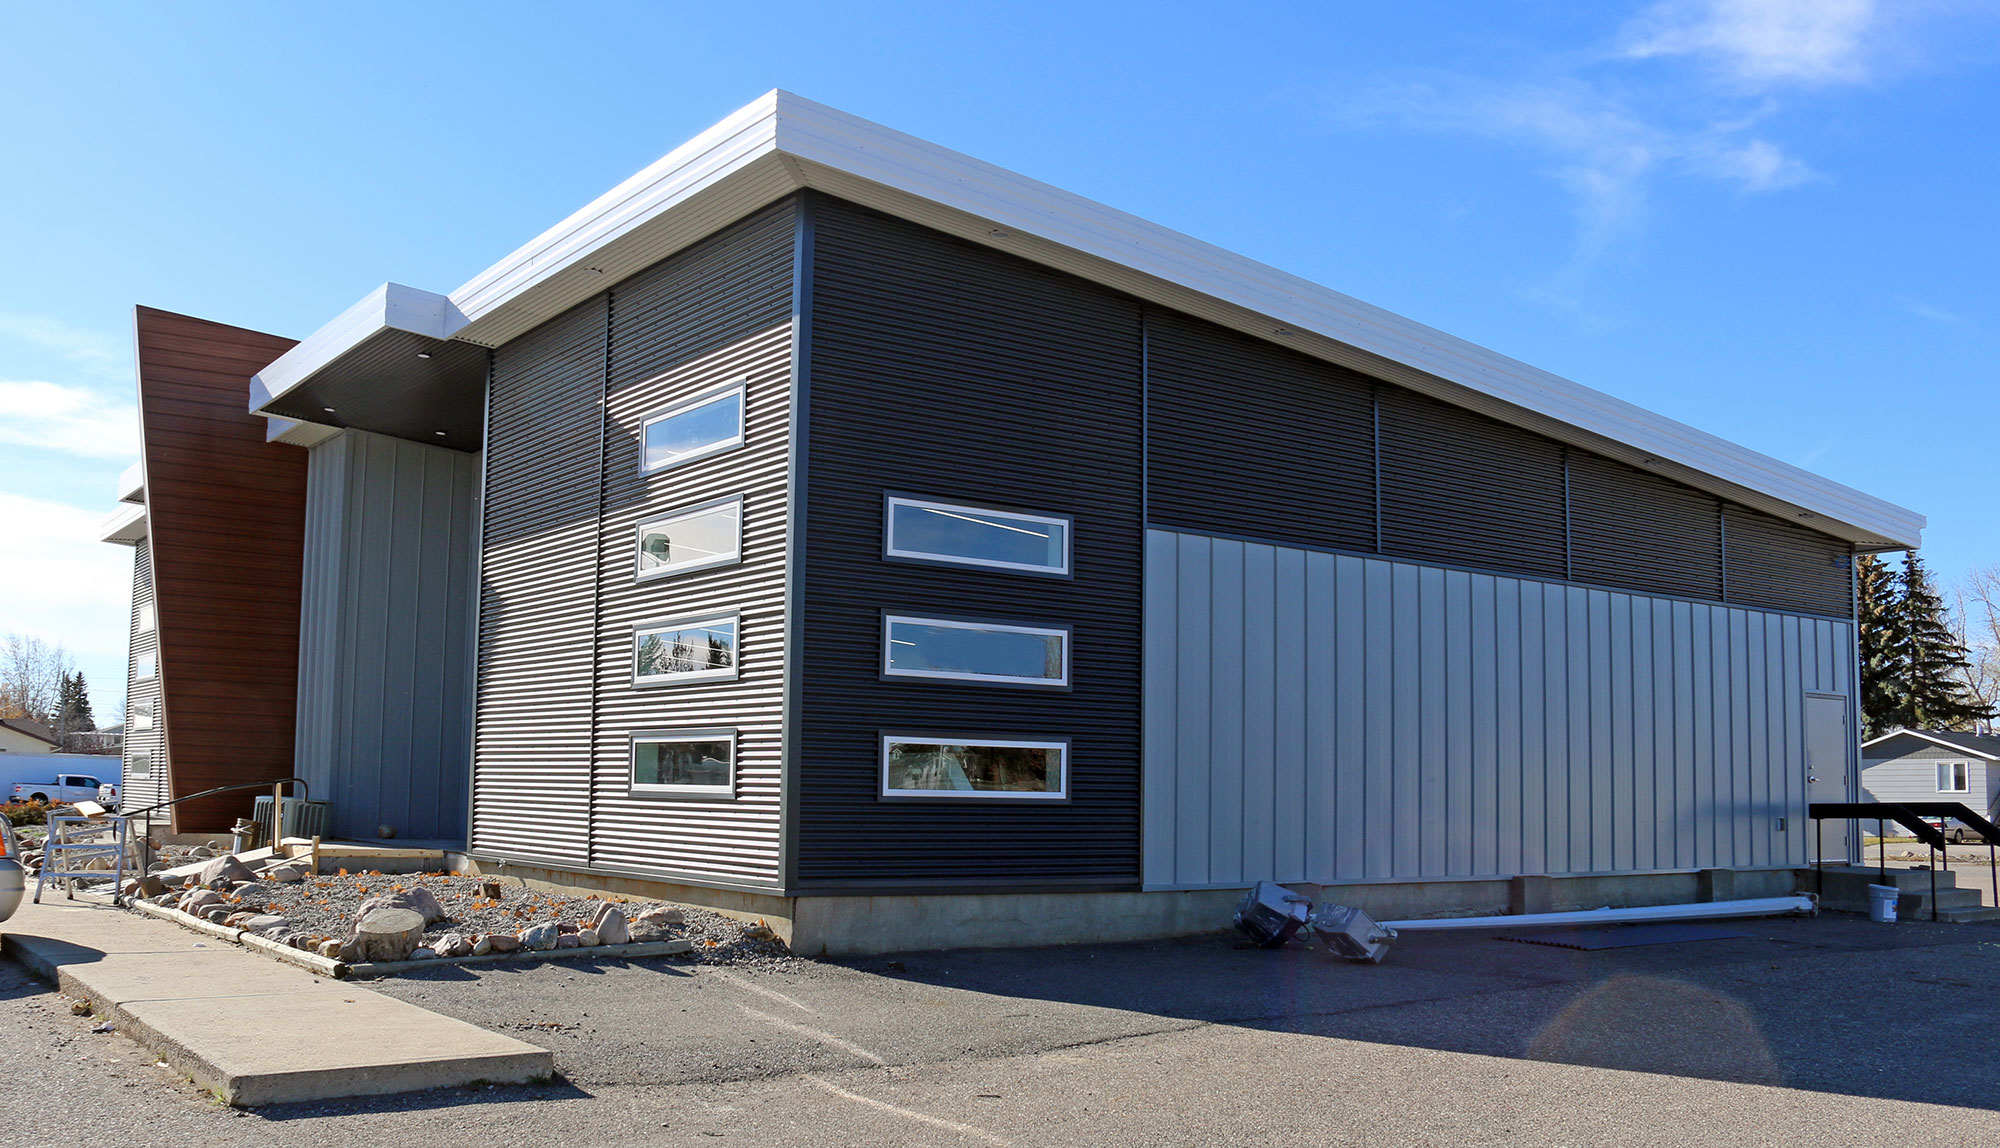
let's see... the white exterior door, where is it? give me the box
[1805,693,1853,864]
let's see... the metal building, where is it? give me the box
[112,92,1923,952]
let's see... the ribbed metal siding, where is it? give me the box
[121,537,166,811]
[1723,504,1853,618]
[1145,307,1375,552]
[1378,386,1568,579]
[1144,528,1855,888]
[471,296,606,863]
[797,195,1145,889]
[1568,451,1723,601]
[295,430,477,842]
[1861,743,1996,814]
[589,200,796,887]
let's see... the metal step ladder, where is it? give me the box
[34,815,128,905]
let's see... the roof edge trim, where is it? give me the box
[248,283,464,414]
[1861,730,2000,760]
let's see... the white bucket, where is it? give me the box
[1868,884,1900,924]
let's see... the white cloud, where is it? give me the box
[0,491,131,701]
[0,313,127,380]
[1620,0,1879,87]
[1897,295,1963,324]
[0,380,140,461]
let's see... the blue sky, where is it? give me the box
[1,1,1994,719]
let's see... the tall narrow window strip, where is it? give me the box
[885,497,1071,575]
[636,496,743,580]
[641,384,745,473]
[883,616,1070,687]
[880,736,1069,800]
[630,729,736,798]
[137,603,155,634]
[633,612,740,685]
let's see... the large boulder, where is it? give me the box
[197,854,254,888]
[520,922,559,951]
[346,907,426,963]
[586,903,630,946]
[355,888,448,925]
[179,889,226,916]
[484,933,522,954]
[626,906,683,943]
[264,864,306,884]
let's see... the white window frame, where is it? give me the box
[629,728,737,799]
[632,610,740,687]
[135,650,157,680]
[884,496,1072,576]
[132,700,154,731]
[128,751,151,777]
[634,494,744,582]
[1938,761,1971,793]
[882,615,1071,688]
[639,381,746,474]
[136,603,155,634]
[879,734,1070,801]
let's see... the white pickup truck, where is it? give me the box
[11,773,116,808]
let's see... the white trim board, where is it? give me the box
[1861,730,2000,760]
[247,90,1924,550]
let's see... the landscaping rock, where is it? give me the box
[356,887,448,925]
[231,882,269,900]
[179,889,226,915]
[485,933,521,954]
[472,937,493,957]
[410,947,437,961]
[265,864,305,883]
[520,922,559,951]
[122,874,168,899]
[478,878,503,899]
[349,907,426,963]
[197,854,254,888]
[204,907,231,924]
[433,933,472,958]
[741,921,778,942]
[587,903,631,946]
[317,939,343,959]
[555,933,580,949]
[241,915,288,933]
[576,928,600,947]
[626,906,682,942]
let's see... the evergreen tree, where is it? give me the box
[1896,553,1995,731]
[63,672,95,733]
[1856,553,1903,737]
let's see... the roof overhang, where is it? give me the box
[1861,730,2000,760]
[99,501,147,545]
[247,90,1924,549]
[117,460,144,505]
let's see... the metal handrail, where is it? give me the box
[1808,801,1997,924]
[118,777,310,821]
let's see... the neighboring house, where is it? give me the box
[105,92,1923,952]
[1861,730,2000,822]
[0,718,60,755]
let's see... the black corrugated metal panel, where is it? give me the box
[797,194,1145,890]
[1145,307,1375,552]
[1568,450,1723,601]
[608,200,797,392]
[1723,503,1853,618]
[1377,385,1568,579]
[471,296,606,864]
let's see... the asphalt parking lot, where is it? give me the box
[6,911,1999,1146]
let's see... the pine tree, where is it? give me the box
[64,672,95,733]
[1895,553,1995,732]
[1856,553,1903,737]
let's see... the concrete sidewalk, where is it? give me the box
[1,895,550,1105]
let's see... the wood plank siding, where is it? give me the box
[134,307,307,831]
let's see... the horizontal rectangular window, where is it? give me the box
[881,735,1068,800]
[137,603,155,634]
[885,497,1071,575]
[883,615,1069,687]
[636,496,742,581]
[132,701,154,732]
[630,729,735,798]
[641,383,744,473]
[135,651,156,680]
[1939,762,1970,793]
[633,611,739,686]
[128,752,151,777]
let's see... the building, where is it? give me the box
[0,717,60,755]
[108,92,1922,952]
[1861,730,2000,822]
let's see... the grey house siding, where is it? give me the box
[1861,738,1997,816]
[796,195,1146,890]
[122,537,166,811]
[295,429,478,842]
[471,200,796,887]
[1144,528,1856,889]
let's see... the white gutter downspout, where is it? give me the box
[1380,894,1817,933]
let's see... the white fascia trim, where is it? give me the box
[98,501,146,545]
[116,460,144,505]
[248,282,466,413]
[1860,729,2000,760]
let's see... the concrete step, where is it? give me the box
[1937,906,2000,924]
[1815,864,1962,892]
[2,897,551,1105]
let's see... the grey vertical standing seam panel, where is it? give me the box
[471,294,608,863]
[590,198,795,888]
[121,537,167,811]
[295,430,478,843]
[1141,528,1852,889]
[797,195,1145,889]
[1722,504,1853,618]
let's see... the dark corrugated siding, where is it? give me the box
[1145,307,1375,552]
[1724,504,1853,617]
[1568,451,1724,601]
[1378,386,1568,580]
[798,195,1145,890]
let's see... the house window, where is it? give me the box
[137,603,155,633]
[883,615,1069,687]
[1939,762,1970,793]
[630,730,735,797]
[636,496,742,581]
[132,701,154,731]
[129,752,150,777]
[136,651,156,680]
[885,497,1071,576]
[880,736,1068,800]
[633,611,739,686]
[641,383,744,473]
